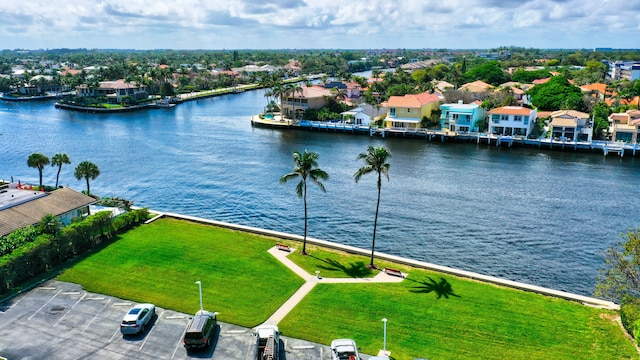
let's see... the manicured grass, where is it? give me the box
[279,270,638,360]
[58,218,637,359]
[58,218,304,327]
[288,244,410,278]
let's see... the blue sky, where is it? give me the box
[2,0,639,50]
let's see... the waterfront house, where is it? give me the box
[608,109,640,143]
[280,85,333,120]
[0,186,96,237]
[440,101,487,132]
[340,103,387,127]
[488,106,537,137]
[459,80,494,93]
[385,92,441,129]
[580,83,608,100]
[323,81,362,99]
[76,80,148,104]
[549,110,592,142]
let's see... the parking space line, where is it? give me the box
[62,291,81,295]
[54,293,86,327]
[139,310,164,350]
[113,302,132,306]
[28,289,62,320]
[82,298,111,334]
[86,297,105,300]
[38,287,56,290]
[166,315,187,319]
[171,324,188,359]
[228,329,248,333]
[109,327,121,343]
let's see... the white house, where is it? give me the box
[488,106,537,137]
[340,103,387,126]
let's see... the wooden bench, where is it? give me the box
[383,268,404,278]
[276,243,291,252]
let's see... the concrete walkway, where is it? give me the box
[259,246,406,326]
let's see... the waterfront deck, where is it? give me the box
[251,114,294,128]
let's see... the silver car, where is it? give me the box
[120,303,155,335]
[330,338,360,360]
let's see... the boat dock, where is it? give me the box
[289,120,639,157]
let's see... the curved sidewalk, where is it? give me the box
[259,246,406,327]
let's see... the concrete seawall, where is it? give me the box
[151,210,619,311]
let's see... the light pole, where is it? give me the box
[381,318,388,354]
[195,280,203,311]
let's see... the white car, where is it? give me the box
[330,338,360,360]
[120,303,155,335]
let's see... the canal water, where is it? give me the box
[1,90,638,296]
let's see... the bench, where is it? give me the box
[276,243,291,252]
[383,268,404,278]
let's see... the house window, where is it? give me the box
[514,116,522,121]
[524,116,529,125]
[407,108,411,113]
[390,108,396,116]
[501,115,509,121]
[491,114,500,123]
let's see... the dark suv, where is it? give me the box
[183,310,218,351]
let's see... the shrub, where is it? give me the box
[0,208,149,294]
[620,298,640,342]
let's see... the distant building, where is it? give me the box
[76,80,148,104]
[280,85,333,120]
[340,103,387,127]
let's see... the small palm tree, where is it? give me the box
[27,153,50,188]
[280,150,328,255]
[74,161,100,195]
[51,153,71,188]
[354,146,391,269]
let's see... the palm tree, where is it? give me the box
[331,87,348,102]
[74,161,100,195]
[354,146,391,269]
[27,153,50,188]
[51,153,71,188]
[280,150,328,255]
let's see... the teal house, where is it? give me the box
[440,101,487,133]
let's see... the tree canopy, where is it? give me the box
[527,76,585,111]
[463,61,510,86]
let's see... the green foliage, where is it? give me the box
[0,225,38,257]
[463,60,510,86]
[511,68,551,83]
[527,76,584,111]
[0,208,148,294]
[620,298,640,342]
[596,228,640,335]
[591,101,611,139]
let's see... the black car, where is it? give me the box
[183,310,217,350]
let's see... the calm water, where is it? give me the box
[1,91,638,296]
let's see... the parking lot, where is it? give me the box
[0,280,346,360]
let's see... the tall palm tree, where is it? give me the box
[74,161,100,195]
[280,150,328,255]
[27,152,49,188]
[51,153,71,188]
[354,146,391,269]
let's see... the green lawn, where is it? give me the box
[287,244,410,278]
[58,217,304,327]
[57,218,637,359]
[279,270,637,360]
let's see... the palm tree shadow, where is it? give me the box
[310,255,373,278]
[408,277,460,299]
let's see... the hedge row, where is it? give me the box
[0,208,149,295]
[620,298,640,343]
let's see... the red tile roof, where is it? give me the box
[489,106,534,116]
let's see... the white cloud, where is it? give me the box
[0,0,637,49]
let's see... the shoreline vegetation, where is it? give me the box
[54,216,637,359]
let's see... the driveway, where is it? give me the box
[0,280,360,360]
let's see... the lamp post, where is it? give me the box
[195,280,203,311]
[381,318,388,353]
